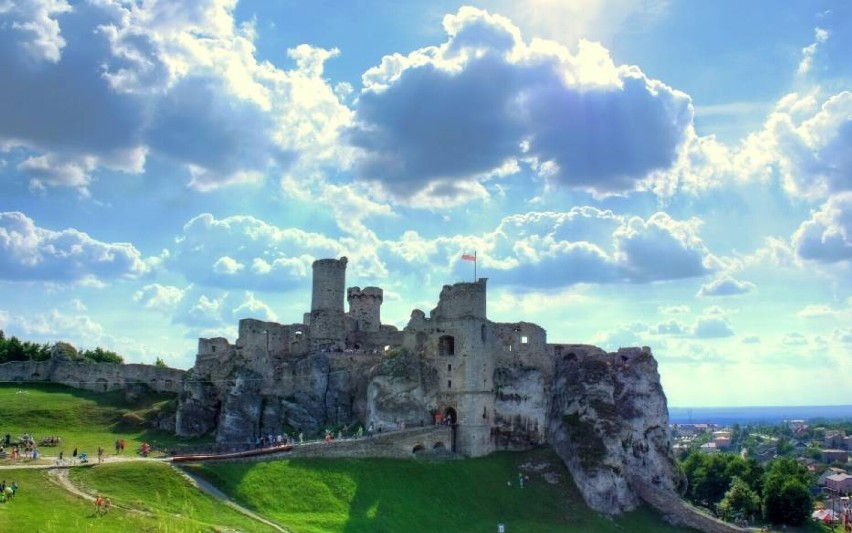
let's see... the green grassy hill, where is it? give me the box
[0,462,278,532]
[0,382,207,455]
[0,383,701,532]
[189,448,697,533]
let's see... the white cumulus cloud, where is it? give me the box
[696,276,756,297]
[792,192,852,263]
[0,211,149,283]
[348,6,693,203]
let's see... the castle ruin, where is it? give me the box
[178,256,648,459]
[176,256,687,518]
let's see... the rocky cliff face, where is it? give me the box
[547,346,686,515]
[367,352,439,428]
[175,352,382,444]
[492,365,548,449]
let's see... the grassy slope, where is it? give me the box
[0,383,209,456]
[0,462,277,532]
[189,448,698,533]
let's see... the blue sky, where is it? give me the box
[0,0,849,407]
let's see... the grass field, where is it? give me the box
[0,382,209,458]
[0,462,278,532]
[188,448,698,533]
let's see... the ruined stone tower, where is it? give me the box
[310,257,348,350]
[429,278,495,456]
[347,286,383,333]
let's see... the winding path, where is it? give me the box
[2,455,288,532]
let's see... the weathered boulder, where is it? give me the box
[547,347,686,515]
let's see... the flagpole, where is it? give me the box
[474,251,477,281]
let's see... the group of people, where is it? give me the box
[254,431,302,449]
[0,443,38,461]
[318,347,382,354]
[40,435,62,446]
[1,432,43,461]
[0,480,18,503]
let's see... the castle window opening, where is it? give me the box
[521,335,528,344]
[447,364,452,372]
[211,345,216,352]
[447,379,452,388]
[438,335,455,356]
[481,324,486,342]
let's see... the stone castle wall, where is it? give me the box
[0,359,185,394]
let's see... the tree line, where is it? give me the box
[0,330,124,364]
[681,452,814,526]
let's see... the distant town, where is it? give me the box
[672,417,852,525]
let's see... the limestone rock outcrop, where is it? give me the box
[492,365,548,449]
[547,346,686,515]
[367,351,439,428]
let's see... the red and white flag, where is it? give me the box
[461,253,476,262]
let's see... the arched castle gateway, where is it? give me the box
[180,257,611,457]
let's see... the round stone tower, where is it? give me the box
[310,257,348,350]
[347,286,383,333]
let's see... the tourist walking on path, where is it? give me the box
[95,495,111,515]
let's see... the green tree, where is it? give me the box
[154,357,168,368]
[80,346,124,364]
[681,452,762,511]
[762,458,813,526]
[2,336,25,362]
[764,479,811,526]
[52,341,79,360]
[804,444,823,461]
[775,436,794,456]
[22,340,51,361]
[717,476,760,523]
